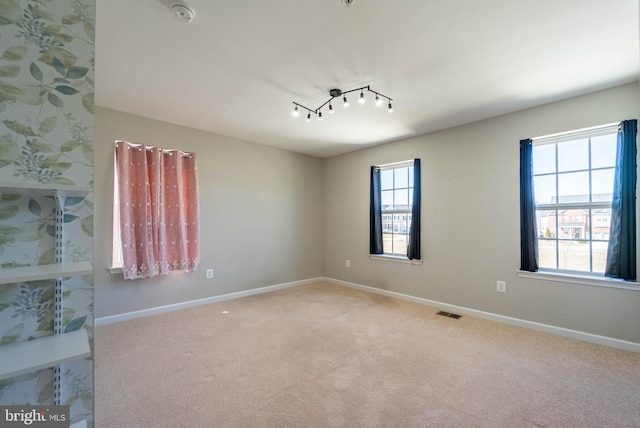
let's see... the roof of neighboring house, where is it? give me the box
[548,193,613,204]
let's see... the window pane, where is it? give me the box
[591,134,617,169]
[533,144,556,175]
[382,190,393,209]
[558,171,589,203]
[409,167,414,187]
[592,241,608,273]
[591,168,614,199]
[394,167,409,188]
[393,234,407,254]
[558,240,590,271]
[534,174,556,205]
[558,138,588,172]
[591,208,611,240]
[536,209,556,239]
[381,169,394,190]
[401,214,407,232]
[394,189,409,208]
[383,233,393,254]
[538,239,557,269]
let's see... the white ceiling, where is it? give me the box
[95,0,639,158]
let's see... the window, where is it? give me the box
[370,159,421,260]
[531,124,616,274]
[381,163,414,255]
[522,120,638,281]
[112,141,200,279]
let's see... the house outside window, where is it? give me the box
[532,125,617,274]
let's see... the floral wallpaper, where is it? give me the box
[0,0,94,426]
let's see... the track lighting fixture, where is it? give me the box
[292,85,393,123]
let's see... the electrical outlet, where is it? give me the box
[346,259,351,268]
[206,268,214,279]
[496,280,506,293]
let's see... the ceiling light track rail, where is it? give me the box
[292,85,393,122]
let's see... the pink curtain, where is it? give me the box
[115,141,200,280]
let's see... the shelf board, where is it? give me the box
[0,329,91,380]
[0,181,90,197]
[0,261,93,285]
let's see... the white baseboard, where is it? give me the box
[323,277,640,353]
[94,277,323,326]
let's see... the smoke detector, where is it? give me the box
[169,1,196,23]
[342,0,355,6]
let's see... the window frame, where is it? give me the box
[111,154,123,272]
[370,159,423,264]
[379,160,414,257]
[110,141,200,277]
[532,123,617,276]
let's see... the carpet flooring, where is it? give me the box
[95,282,640,427]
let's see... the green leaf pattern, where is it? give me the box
[0,1,95,185]
[2,46,28,61]
[0,0,94,422]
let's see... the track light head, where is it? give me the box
[375,95,382,107]
[318,111,323,121]
[292,105,299,117]
[343,95,349,107]
[388,102,394,113]
[329,104,334,113]
[359,90,365,104]
[306,113,311,122]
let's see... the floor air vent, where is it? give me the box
[436,311,462,319]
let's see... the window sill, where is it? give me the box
[108,266,123,274]
[517,270,640,291]
[369,255,423,265]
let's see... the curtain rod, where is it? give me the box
[377,159,414,168]
[115,140,194,158]
[532,122,618,144]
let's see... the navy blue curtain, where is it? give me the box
[605,120,637,281]
[370,166,383,254]
[520,138,538,272]
[407,159,421,260]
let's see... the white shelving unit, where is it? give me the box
[0,261,93,285]
[0,329,90,380]
[0,181,90,197]
[0,181,92,400]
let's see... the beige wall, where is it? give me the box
[96,83,640,344]
[94,107,324,318]
[323,82,640,343]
